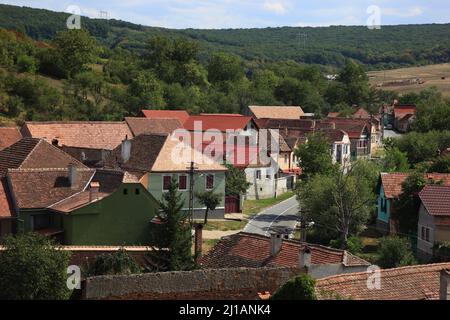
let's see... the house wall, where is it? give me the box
[63,184,159,246]
[0,218,13,238]
[417,204,436,261]
[147,171,226,220]
[376,185,391,234]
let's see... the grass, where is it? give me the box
[202,219,248,231]
[242,191,295,217]
[368,62,450,97]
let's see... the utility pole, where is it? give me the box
[187,161,198,225]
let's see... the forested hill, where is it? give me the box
[1,4,450,69]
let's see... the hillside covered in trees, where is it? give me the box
[2,4,450,69]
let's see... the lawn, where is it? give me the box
[202,219,248,231]
[242,192,295,217]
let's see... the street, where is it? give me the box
[243,196,300,237]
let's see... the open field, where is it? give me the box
[368,63,450,97]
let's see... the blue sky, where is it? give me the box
[2,0,450,29]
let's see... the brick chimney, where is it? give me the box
[299,246,312,270]
[89,182,100,202]
[440,269,450,300]
[68,164,77,189]
[270,233,283,257]
[194,224,203,261]
[121,136,131,163]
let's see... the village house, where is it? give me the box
[376,172,450,234]
[417,185,450,261]
[105,133,227,220]
[316,263,450,300]
[141,109,190,124]
[0,138,159,244]
[393,104,417,133]
[199,232,370,279]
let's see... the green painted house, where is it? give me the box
[105,133,227,219]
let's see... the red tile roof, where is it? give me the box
[394,105,416,120]
[141,110,190,124]
[199,232,369,269]
[419,185,450,216]
[21,121,132,150]
[316,263,450,300]
[0,178,14,218]
[0,127,22,151]
[380,173,450,199]
[183,115,254,132]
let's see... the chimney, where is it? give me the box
[89,182,100,202]
[440,269,450,300]
[121,137,131,163]
[194,224,203,261]
[330,122,336,130]
[68,164,77,188]
[270,233,283,257]
[299,246,312,270]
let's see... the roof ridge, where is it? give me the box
[8,167,94,173]
[25,121,126,125]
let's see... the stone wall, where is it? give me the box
[82,267,302,300]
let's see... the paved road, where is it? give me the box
[243,196,300,237]
[384,129,403,139]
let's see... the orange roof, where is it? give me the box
[183,114,254,132]
[141,110,190,124]
[248,106,305,120]
[380,173,450,199]
[0,127,22,151]
[394,105,416,120]
[0,178,14,218]
[21,122,132,150]
[316,263,450,300]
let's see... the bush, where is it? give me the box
[0,233,70,300]
[86,248,141,276]
[433,242,450,263]
[377,236,417,269]
[17,54,38,73]
[330,236,363,254]
[271,274,317,300]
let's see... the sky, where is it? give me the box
[1,0,450,29]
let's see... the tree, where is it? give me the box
[147,177,195,272]
[128,71,165,114]
[383,147,410,172]
[86,249,141,276]
[0,233,70,300]
[225,163,251,197]
[377,236,416,269]
[427,154,450,173]
[53,29,96,77]
[295,132,337,179]
[207,52,244,84]
[17,54,38,73]
[298,162,375,248]
[196,191,222,225]
[271,274,317,300]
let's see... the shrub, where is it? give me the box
[271,274,317,300]
[377,236,417,269]
[86,248,141,276]
[330,236,363,254]
[0,233,70,300]
[17,54,38,73]
[433,242,450,263]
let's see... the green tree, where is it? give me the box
[383,147,410,172]
[196,191,222,225]
[128,71,165,114]
[147,178,195,272]
[207,52,244,84]
[17,54,38,73]
[298,162,375,248]
[377,236,416,269]
[225,163,251,197]
[86,249,141,276]
[427,154,450,173]
[0,233,70,300]
[295,132,336,179]
[53,29,96,77]
[271,274,317,300]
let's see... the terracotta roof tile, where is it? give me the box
[0,127,22,151]
[316,263,450,300]
[21,121,132,150]
[199,232,369,269]
[381,173,450,199]
[249,106,305,120]
[0,178,14,218]
[125,117,182,136]
[394,105,417,120]
[141,110,190,124]
[419,185,450,216]
[183,115,254,132]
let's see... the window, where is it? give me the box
[163,175,172,191]
[421,226,431,242]
[179,175,187,191]
[135,188,140,195]
[256,170,261,180]
[266,173,271,180]
[123,188,128,195]
[206,174,214,190]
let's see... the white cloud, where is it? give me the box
[263,1,288,15]
[382,6,425,18]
